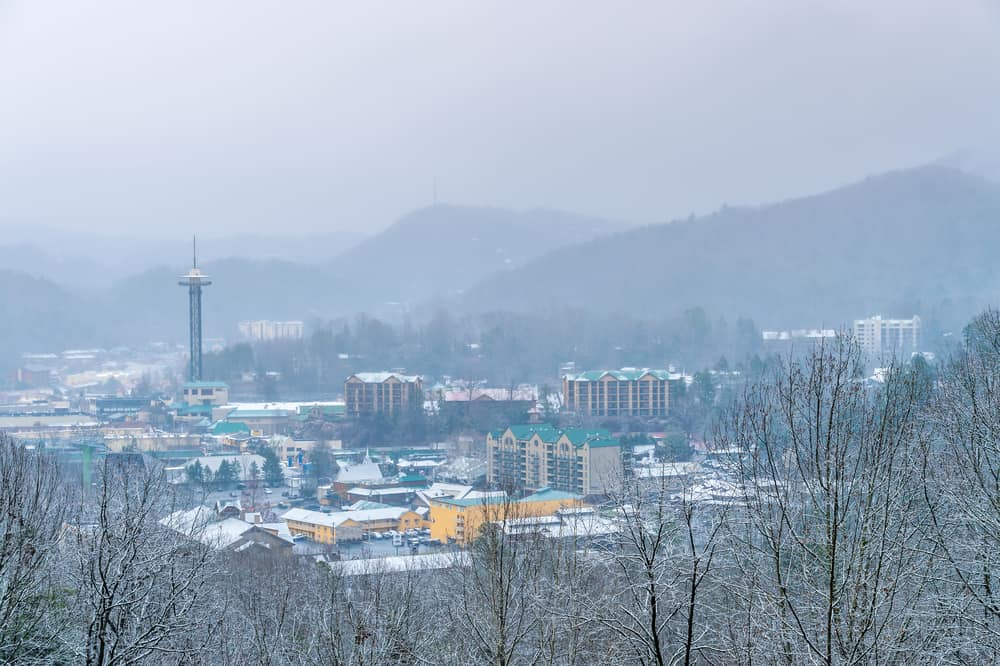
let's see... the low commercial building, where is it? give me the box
[487,425,622,495]
[282,506,426,545]
[182,381,230,407]
[562,368,669,418]
[428,487,584,546]
[345,486,416,506]
[438,387,537,424]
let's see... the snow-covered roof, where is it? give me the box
[282,506,413,527]
[441,388,537,402]
[160,507,254,549]
[397,459,442,469]
[350,372,421,384]
[336,460,384,483]
[346,486,412,497]
[421,482,474,499]
[633,462,702,479]
[330,552,470,577]
[494,511,618,539]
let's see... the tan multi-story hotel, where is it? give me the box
[344,372,423,417]
[487,424,622,495]
[562,368,670,418]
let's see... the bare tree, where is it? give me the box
[0,435,67,664]
[716,338,935,664]
[589,471,726,666]
[442,496,558,666]
[303,560,448,665]
[922,309,1000,660]
[65,456,218,665]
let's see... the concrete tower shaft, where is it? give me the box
[178,238,211,381]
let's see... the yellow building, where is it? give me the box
[487,425,622,495]
[345,372,423,418]
[283,507,426,545]
[562,368,669,417]
[428,488,584,546]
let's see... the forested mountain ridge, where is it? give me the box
[323,204,625,308]
[465,165,1000,329]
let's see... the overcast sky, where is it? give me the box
[0,1,998,239]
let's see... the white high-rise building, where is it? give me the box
[852,315,920,357]
[238,320,305,341]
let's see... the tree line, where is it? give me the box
[203,307,768,397]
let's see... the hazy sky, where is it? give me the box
[0,1,998,238]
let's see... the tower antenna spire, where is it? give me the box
[193,235,197,269]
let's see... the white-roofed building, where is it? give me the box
[336,458,384,485]
[160,507,293,553]
[282,506,426,545]
[330,551,471,577]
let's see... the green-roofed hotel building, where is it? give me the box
[487,424,622,495]
[562,368,670,418]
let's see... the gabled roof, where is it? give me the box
[348,500,392,511]
[348,372,421,384]
[503,424,620,449]
[211,421,250,435]
[508,424,562,442]
[565,368,671,382]
[283,506,413,527]
[336,460,384,484]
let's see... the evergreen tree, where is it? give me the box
[214,459,236,490]
[260,449,284,487]
[186,460,205,486]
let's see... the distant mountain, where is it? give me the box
[0,229,367,290]
[325,205,624,309]
[0,271,103,367]
[464,166,1000,329]
[106,259,334,345]
[96,206,622,344]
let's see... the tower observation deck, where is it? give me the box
[178,238,211,381]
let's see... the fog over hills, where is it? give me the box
[324,205,624,309]
[0,205,624,357]
[465,165,1000,330]
[2,165,998,365]
[0,228,368,290]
